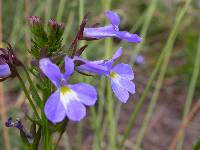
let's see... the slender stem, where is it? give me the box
[45,0,52,23]
[76,1,85,150]
[135,0,193,148]
[119,0,192,148]
[21,64,42,107]
[132,0,158,61]
[105,39,116,150]
[119,43,165,149]
[101,1,116,150]
[55,120,69,150]
[15,71,40,121]
[56,0,66,21]
[177,35,200,150]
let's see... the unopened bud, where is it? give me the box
[28,16,41,26]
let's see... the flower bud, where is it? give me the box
[0,63,11,78]
[47,19,64,54]
[28,16,41,26]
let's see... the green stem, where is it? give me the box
[76,1,85,150]
[119,44,165,149]
[101,1,116,149]
[56,0,66,21]
[177,36,200,150]
[21,64,42,108]
[45,0,52,23]
[119,0,192,148]
[105,38,116,150]
[132,0,158,60]
[15,71,40,121]
[135,0,193,148]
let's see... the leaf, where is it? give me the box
[193,138,200,150]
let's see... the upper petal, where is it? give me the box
[39,58,62,88]
[0,64,11,78]
[112,63,134,80]
[110,79,129,103]
[74,57,109,75]
[116,31,142,43]
[66,100,86,121]
[106,11,120,27]
[112,47,123,60]
[44,90,66,123]
[68,83,97,106]
[64,56,74,79]
[83,25,115,39]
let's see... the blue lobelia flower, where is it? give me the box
[135,55,144,65]
[39,56,97,123]
[75,47,135,103]
[0,64,11,78]
[83,10,142,43]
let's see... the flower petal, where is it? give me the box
[0,64,11,78]
[83,25,115,39]
[39,58,62,88]
[112,75,136,94]
[110,79,129,103]
[112,63,134,80]
[116,31,142,43]
[112,47,123,60]
[64,56,74,79]
[44,90,66,123]
[66,100,86,121]
[74,57,109,75]
[106,10,120,27]
[68,83,97,106]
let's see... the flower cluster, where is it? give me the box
[0,9,142,149]
[38,10,141,123]
[1,10,141,125]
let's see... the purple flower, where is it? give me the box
[75,47,135,103]
[5,117,12,127]
[39,56,97,123]
[83,11,142,43]
[0,64,11,78]
[135,55,144,65]
[5,117,23,130]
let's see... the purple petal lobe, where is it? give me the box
[112,63,134,80]
[44,90,66,123]
[116,31,142,43]
[83,25,115,39]
[68,83,97,106]
[112,47,123,60]
[110,79,129,103]
[112,75,136,94]
[106,11,120,27]
[64,56,74,79]
[0,64,11,78]
[66,100,86,121]
[39,58,62,88]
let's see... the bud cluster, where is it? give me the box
[28,16,64,58]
